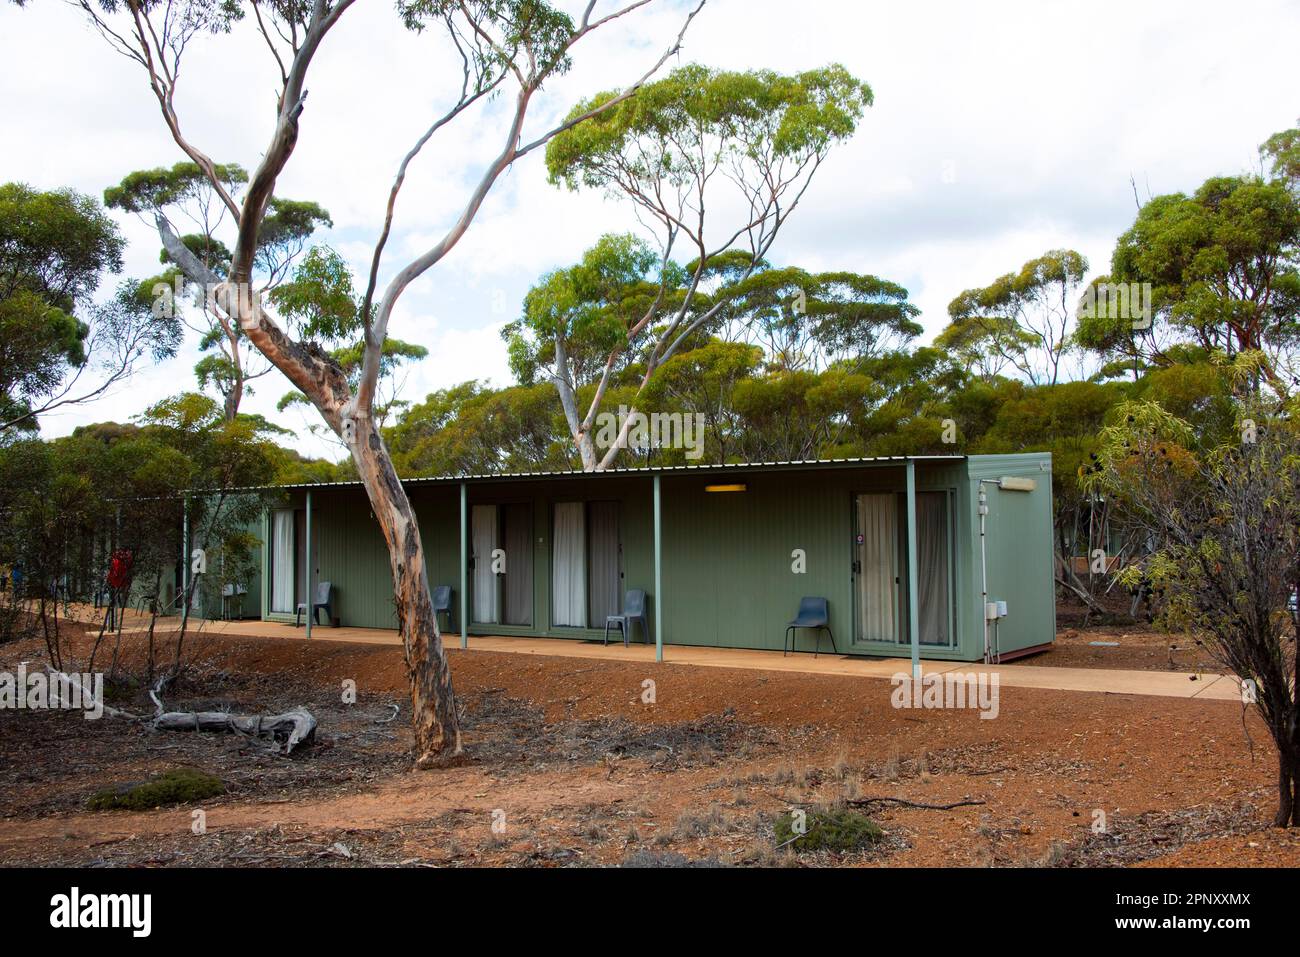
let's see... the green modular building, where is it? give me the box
[247,454,1055,663]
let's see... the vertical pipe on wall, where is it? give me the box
[305,489,313,639]
[905,461,920,680]
[459,481,468,650]
[979,483,989,663]
[653,473,663,663]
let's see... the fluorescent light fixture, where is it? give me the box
[998,477,1037,492]
[705,483,747,493]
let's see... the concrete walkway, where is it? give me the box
[62,605,1242,703]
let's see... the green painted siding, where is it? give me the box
[659,463,968,656]
[963,454,1056,657]
[251,456,1055,662]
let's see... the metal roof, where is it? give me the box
[248,455,969,493]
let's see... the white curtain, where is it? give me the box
[472,504,499,624]
[270,509,294,614]
[552,502,586,627]
[918,492,951,646]
[856,494,898,642]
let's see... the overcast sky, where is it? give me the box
[2,0,1296,458]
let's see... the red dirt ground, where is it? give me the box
[0,621,1291,868]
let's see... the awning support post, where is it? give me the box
[305,489,313,639]
[459,481,468,650]
[905,461,920,680]
[653,473,664,663]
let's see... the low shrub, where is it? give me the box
[87,768,225,811]
[775,807,883,852]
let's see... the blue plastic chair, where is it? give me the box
[432,584,454,632]
[604,589,648,647]
[784,596,836,658]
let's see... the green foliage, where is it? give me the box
[974,379,1125,494]
[945,248,1089,385]
[716,267,921,372]
[774,807,882,852]
[1084,397,1300,821]
[268,245,360,341]
[546,63,871,191]
[1083,173,1300,392]
[1261,120,1300,187]
[0,291,88,406]
[88,768,225,811]
[104,161,248,217]
[105,161,332,418]
[398,0,577,80]
[504,232,663,386]
[1,182,126,312]
[386,380,572,476]
[0,182,150,430]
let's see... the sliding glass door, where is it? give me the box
[853,493,900,644]
[551,501,623,629]
[552,502,586,627]
[916,491,952,646]
[586,501,621,626]
[852,490,953,647]
[270,509,295,614]
[471,504,498,624]
[501,503,533,627]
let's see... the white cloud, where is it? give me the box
[2,0,1297,461]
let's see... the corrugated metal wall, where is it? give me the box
[659,463,969,656]
[963,454,1056,656]
[255,457,1056,661]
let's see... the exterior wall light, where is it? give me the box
[997,477,1037,492]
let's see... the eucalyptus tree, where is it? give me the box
[945,248,1090,387]
[539,63,872,468]
[386,380,571,476]
[60,0,704,767]
[504,231,911,467]
[1077,172,1300,396]
[1262,119,1300,188]
[710,265,920,374]
[0,182,179,434]
[104,162,332,420]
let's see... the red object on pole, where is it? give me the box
[107,549,134,591]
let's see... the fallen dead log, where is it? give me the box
[47,670,317,755]
[150,708,317,755]
[847,797,986,811]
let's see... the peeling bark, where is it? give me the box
[349,417,462,766]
